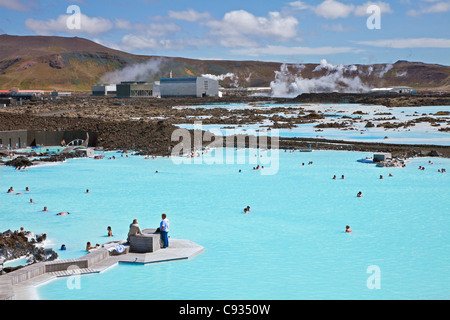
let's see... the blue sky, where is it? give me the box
[0,0,449,65]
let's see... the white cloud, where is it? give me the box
[355,38,450,48]
[288,1,312,11]
[231,45,360,57]
[408,1,450,16]
[314,0,355,19]
[168,9,213,22]
[25,13,113,35]
[117,34,213,52]
[289,0,393,19]
[353,1,394,16]
[207,10,299,48]
[0,0,36,11]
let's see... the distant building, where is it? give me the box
[220,87,271,96]
[0,130,98,150]
[371,87,413,94]
[51,91,72,98]
[0,97,17,107]
[160,77,219,98]
[91,84,117,96]
[116,82,154,98]
[373,153,392,163]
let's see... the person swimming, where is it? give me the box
[333,175,336,180]
[57,212,70,216]
[86,242,99,251]
[357,191,363,198]
[107,226,113,237]
[345,225,352,233]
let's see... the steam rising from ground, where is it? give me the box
[202,72,240,87]
[100,58,164,84]
[270,59,372,98]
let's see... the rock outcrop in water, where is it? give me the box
[0,230,58,274]
[5,157,34,169]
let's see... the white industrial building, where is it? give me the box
[371,87,414,94]
[160,77,219,98]
[92,84,117,96]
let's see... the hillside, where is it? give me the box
[0,34,449,92]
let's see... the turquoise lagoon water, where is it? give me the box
[1,150,449,299]
[177,104,450,146]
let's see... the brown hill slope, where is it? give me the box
[0,34,449,91]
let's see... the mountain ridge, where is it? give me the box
[0,34,449,92]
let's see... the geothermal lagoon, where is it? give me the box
[1,144,449,299]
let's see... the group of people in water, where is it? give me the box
[6,186,29,195]
[6,185,88,216]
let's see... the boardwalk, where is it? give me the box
[0,239,204,300]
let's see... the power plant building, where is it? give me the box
[160,77,219,98]
[115,82,154,98]
[92,84,117,96]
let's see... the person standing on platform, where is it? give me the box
[160,214,170,248]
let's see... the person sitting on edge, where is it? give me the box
[127,219,143,242]
[345,225,352,233]
[86,242,99,251]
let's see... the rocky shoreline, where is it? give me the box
[0,93,449,159]
[0,230,58,274]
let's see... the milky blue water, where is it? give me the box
[177,104,450,146]
[1,150,449,300]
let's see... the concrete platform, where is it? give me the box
[0,238,204,300]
